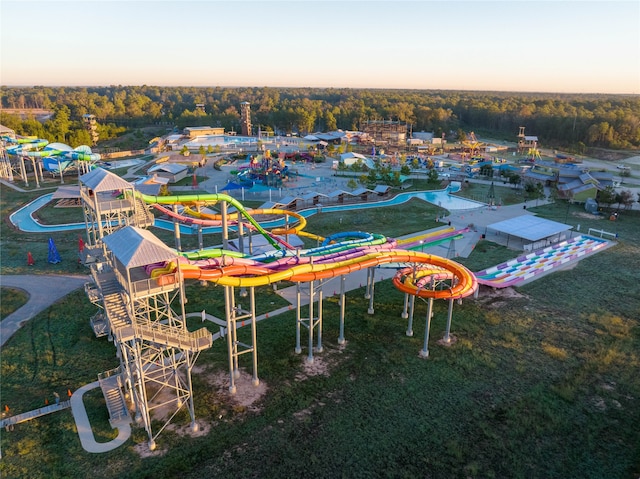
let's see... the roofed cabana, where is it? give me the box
[80,167,155,247]
[102,226,180,298]
[327,189,350,204]
[300,191,328,207]
[349,187,374,202]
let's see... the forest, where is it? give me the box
[1,86,639,153]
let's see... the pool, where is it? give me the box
[11,186,485,234]
[184,135,260,148]
[10,194,86,233]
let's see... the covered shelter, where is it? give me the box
[350,187,374,201]
[101,225,181,296]
[52,185,82,206]
[373,185,391,196]
[327,189,350,204]
[148,163,189,183]
[300,191,327,207]
[485,215,573,251]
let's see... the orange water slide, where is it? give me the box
[160,250,477,300]
[184,206,325,242]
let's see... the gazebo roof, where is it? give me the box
[103,226,176,268]
[80,167,132,192]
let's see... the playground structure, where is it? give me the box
[1,135,101,186]
[78,167,478,450]
[460,131,486,161]
[235,151,292,188]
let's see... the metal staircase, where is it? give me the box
[133,197,155,228]
[97,370,130,427]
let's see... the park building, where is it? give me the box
[183,126,224,138]
[361,119,408,147]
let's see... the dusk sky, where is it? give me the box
[2,0,639,94]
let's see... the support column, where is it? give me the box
[419,297,434,358]
[307,280,315,363]
[20,157,28,187]
[30,158,40,188]
[401,292,409,319]
[224,286,237,394]
[295,282,302,354]
[186,353,198,432]
[316,280,324,354]
[337,276,346,345]
[442,298,454,344]
[250,286,259,386]
[406,294,416,337]
[221,201,229,250]
[172,204,182,252]
[364,268,371,299]
[367,268,375,315]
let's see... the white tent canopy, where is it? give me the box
[487,215,572,242]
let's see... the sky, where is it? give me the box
[1,0,639,94]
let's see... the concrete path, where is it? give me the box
[70,381,131,453]
[0,274,90,347]
[1,273,131,453]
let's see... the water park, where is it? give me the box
[0,130,628,473]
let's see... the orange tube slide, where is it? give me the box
[160,250,477,300]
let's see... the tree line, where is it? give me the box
[1,86,639,151]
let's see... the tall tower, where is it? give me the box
[240,102,252,136]
[83,114,99,145]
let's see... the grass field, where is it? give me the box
[0,181,639,479]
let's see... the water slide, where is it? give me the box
[181,205,325,243]
[4,138,101,172]
[396,226,469,251]
[155,249,477,300]
[137,191,478,301]
[474,235,610,288]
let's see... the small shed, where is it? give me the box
[327,189,350,204]
[300,191,327,206]
[148,163,189,184]
[373,185,391,196]
[584,198,598,214]
[350,187,374,201]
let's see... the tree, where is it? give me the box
[480,164,494,177]
[616,189,635,210]
[428,169,439,183]
[597,186,616,210]
[46,105,71,143]
[508,173,522,189]
[400,164,411,176]
[198,145,206,156]
[347,178,358,189]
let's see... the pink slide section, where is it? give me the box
[475,235,611,288]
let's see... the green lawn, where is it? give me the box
[0,287,29,319]
[0,182,639,479]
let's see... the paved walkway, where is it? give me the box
[70,381,131,453]
[0,274,90,346]
[0,273,131,452]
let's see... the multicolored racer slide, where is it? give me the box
[137,192,479,301]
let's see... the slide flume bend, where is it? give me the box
[138,191,478,300]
